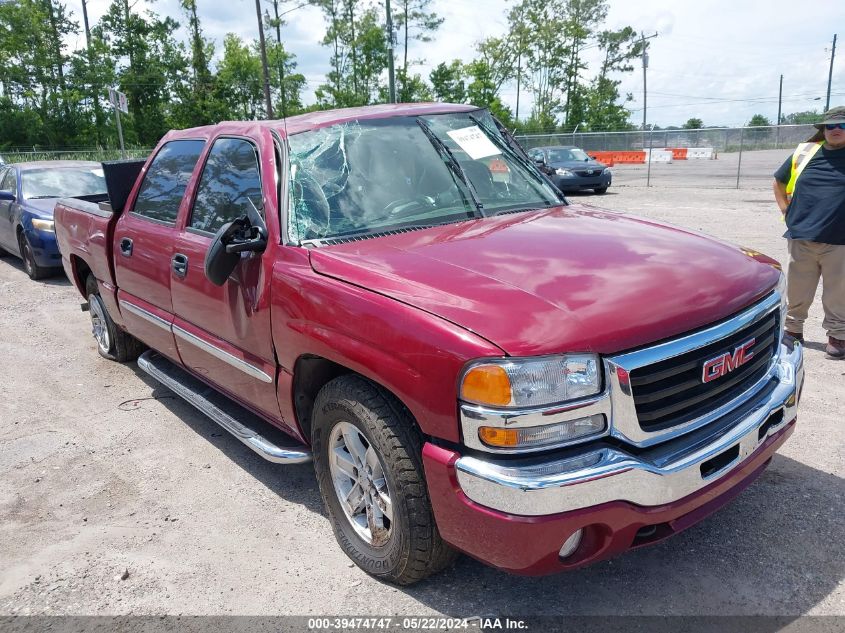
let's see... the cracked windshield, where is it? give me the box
[286,109,562,242]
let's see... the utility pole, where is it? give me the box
[776,74,783,148]
[825,34,837,111]
[515,53,521,122]
[270,0,286,118]
[640,33,658,131]
[81,0,103,145]
[385,0,396,103]
[255,0,274,119]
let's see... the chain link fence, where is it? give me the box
[1,149,152,164]
[515,124,820,189]
[514,124,818,153]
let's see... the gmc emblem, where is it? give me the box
[702,338,756,383]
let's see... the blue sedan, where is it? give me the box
[528,145,612,194]
[0,161,107,279]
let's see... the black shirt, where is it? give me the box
[774,144,845,244]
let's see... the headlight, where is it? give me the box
[555,168,575,177]
[603,167,612,174]
[31,219,55,232]
[460,354,601,408]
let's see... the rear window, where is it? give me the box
[21,167,106,199]
[133,140,205,223]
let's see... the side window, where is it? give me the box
[133,140,205,224]
[0,168,15,192]
[189,138,264,234]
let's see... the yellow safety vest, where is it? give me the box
[785,141,824,198]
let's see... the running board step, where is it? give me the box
[137,350,311,464]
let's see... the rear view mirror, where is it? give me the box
[204,216,267,286]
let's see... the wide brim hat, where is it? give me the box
[814,105,845,129]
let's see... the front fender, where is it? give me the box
[270,251,504,442]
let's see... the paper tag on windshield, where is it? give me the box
[446,126,501,160]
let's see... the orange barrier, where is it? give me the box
[610,151,646,164]
[667,147,688,160]
[588,151,648,165]
[588,151,615,167]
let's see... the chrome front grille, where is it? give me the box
[629,309,779,431]
[605,291,782,447]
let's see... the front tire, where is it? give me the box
[594,186,608,194]
[312,375,457,585]
[19,233,50,280]
[85,275,144,362]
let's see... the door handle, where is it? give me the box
[119,237,133,257]
[172,253,188,278]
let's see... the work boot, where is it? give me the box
[783,330,804,346]
[826,337,845,360]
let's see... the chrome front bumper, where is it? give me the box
[454,342,803,517]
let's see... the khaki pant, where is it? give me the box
[786,239,845,339]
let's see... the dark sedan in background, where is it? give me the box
[528,145,612,194]
[0,161,108,279]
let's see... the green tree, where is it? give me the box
[782,110,819,124]
[99,0,189,145]
[392,0,443,100]
[215,34,264,120]
[315,4,387,107]
[429,60,466,103]
[581,26,640,131]
[748,114,772,127]
[683,117,703,129]
[176,0,216,127]
[264,0,306,117]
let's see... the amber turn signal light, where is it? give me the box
[478,427,519,448]
[461,364,512,407]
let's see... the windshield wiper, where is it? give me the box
[468,114,567,205]
[416,118,485,216]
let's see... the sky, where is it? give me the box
[73,0,845,128]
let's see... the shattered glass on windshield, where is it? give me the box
[286,111,561,243]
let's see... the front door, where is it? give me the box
[0,168,18,251]
[114,139,206,361]
[170,136,282,422]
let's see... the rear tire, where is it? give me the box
[18,233,50,280]
[85,275,144,362]
[312,375,457,585]
[594,187,608,194]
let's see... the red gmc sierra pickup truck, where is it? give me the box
[54,103,804,585]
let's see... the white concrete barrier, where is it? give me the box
[643,149,674,163]
[687,147,714,160]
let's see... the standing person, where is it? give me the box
[773,106,845,359]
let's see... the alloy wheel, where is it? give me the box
[327,420,394,546]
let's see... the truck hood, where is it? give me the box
[309,205,780,356]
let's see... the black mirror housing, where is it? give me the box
[0,191,15,202]
[204,217,257,286]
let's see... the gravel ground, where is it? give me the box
[0,156,842,619]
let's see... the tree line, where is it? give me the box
[0,0,645,150]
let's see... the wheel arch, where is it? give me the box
[292,354,424,446]
[69,254,93,299]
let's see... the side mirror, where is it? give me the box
[532,156,545,165]
[0,191,15,202]
[204,216,268,286]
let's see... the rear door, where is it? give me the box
[170,135,282,421]
[114,139,206,361]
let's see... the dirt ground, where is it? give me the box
[0,157,843,619]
